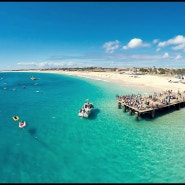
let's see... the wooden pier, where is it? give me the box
[117,90,185,120]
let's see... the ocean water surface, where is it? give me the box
[0,71,185,183]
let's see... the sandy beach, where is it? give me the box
[7,69,185,94]
[32,70,185,94]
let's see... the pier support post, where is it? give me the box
[118,102,121,109]
[140,113,145,118]
[176,103,180,110]
[129,108,133,116]
[123,105,127,112]
[135,112,139,120]
[150,110,155,119]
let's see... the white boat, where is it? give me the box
[78,100,94,118]
[19,121,26,128]
[31,76,36,80]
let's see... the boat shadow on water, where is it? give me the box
[88,108,100,120]
[27,127,57,156]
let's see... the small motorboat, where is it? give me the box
[31,76,36,80]
[19,121,26,128]
[78,99,94,118]
[13,115,19,121]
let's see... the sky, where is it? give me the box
[1,2,185,70]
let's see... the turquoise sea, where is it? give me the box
[0,71,185,183]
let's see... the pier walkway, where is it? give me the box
[117,89,185,120]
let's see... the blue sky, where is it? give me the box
[1,2,185,70]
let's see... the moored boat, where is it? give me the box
[13,115,19,121]
[31,76,36,80]
[78,100,94,118]
[19,121,26,128]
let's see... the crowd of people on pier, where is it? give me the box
[117,89,185,111]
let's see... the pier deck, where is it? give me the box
[117,90,185,120]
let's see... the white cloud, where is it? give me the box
[156,48,161,52]
[103,40,120,53]
[130,54,161,60]
[14,51,185,69]
[17,62,38,68]
[162,52,169,58]
[172,43,185,51]
[17,62,71,68]
[175,54,182,60]
[123,38,150,49]
[157,35,185,51]
[153,39,159,44]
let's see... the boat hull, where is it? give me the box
[78,109,92,118]
[78,102,94,118]
[19,121,26,128]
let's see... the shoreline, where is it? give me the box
[39,70,185,94]
[2,70,185,94]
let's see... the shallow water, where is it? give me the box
[0,71,185,183]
